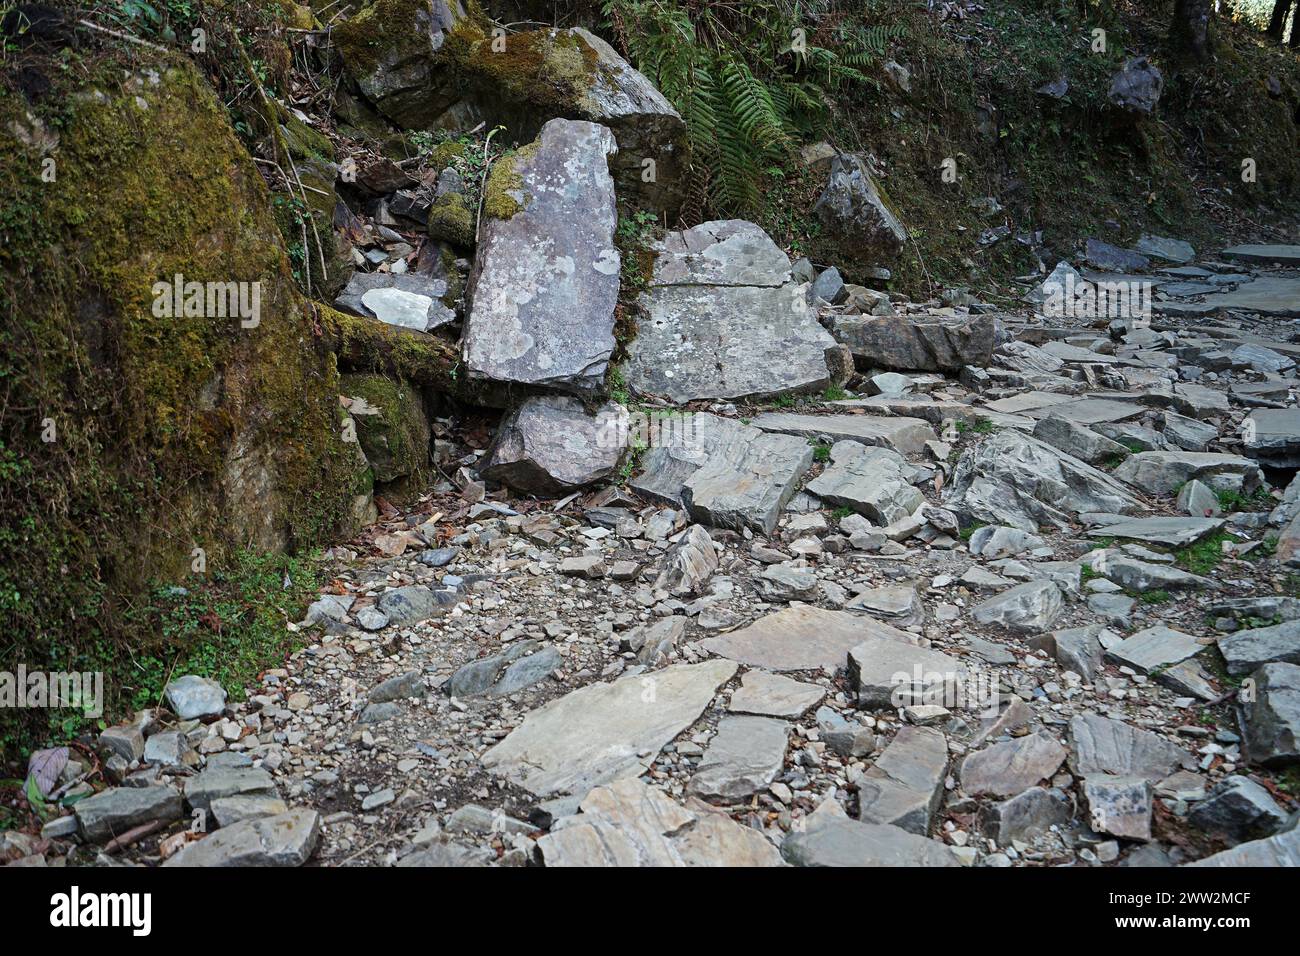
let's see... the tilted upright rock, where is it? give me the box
[463,118,621,391]
[813,152,907,262]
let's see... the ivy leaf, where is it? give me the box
[26,746,68,799]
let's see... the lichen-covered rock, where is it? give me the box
[624,220,838,403]
[813,153,907,263]
[479,395,627,495]
[463,119,621,391]
[339,374,432,485]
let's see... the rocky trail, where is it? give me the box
[12,232,1300,869]
[5,1,1300,874]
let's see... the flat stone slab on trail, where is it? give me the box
[1220,243,1300,266]
[727,670,826,717]
[1086,516,1225,547]
[1104,626,1204,674]
[700,605,915,673]
[1196,277,1300,319]
[687,716,790,802]
[482,659,738,796]
[855,725,949,833]
[751,412,935,457]
[630,412,813,534]
[535,778,782,866]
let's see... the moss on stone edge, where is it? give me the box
[339,373,433,489]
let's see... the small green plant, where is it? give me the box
[1215,487,1274,514]
[619,434,649,483]
[609,365,631,406]
[1176,532,1230,575]
[832,506,854,521]
[811,442,831,463]
[823,385,850,402]
[1138,589,1172,604]
[771,394,797,409]
[958,521,987,542]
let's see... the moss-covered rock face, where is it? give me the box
[339,373,433,487]
[269,103,355,299]
[0,59,366,730]
[334,5,688,217]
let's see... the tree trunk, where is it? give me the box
[1266,0,1292,41]
[1171,0,1213,62]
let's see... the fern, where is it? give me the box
[603,0,901,221]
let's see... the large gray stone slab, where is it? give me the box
[752,412,935,458]
[1031,624,1105,681]
[960,734,1067,799]
[687,716,789,802]
[1086,516,1225,547]
[830,313,996,372]
[1218,620,1300,676]
[1241,662,1300,767]
[75,785,182,843]
[781,814,957,867]
[848,635,966,709]
[463,119,620,390]
[1193,276,1300,318]
[728,671,825,717]
[945,430,1140,532]
[480,396,626,495]
[164,809,320,867]
[1244,408,1300,467]
[856,725,948,834]
[184,766,277,813]
[806,442,922,525]
[536,778,783,867]
[701,605,914,673]
[483,659,738,795]
[680,427,813,535]
[1187,776,1288,843]
[1114,451,1265,495]
[1082,775,1153,841]
[1068,713,1190,781]
[625,220,836,402]
[970,580,1063,634]
[1220,243,1300,265]
[1105,626,1205,674]
[982,787,1072,846]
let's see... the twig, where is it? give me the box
[76,18,170,53]
[103,819,168,854]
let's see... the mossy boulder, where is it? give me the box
[339,373,433,485]
[426,192,477,248]
[334,3,687,217]
[0,59,369,727]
